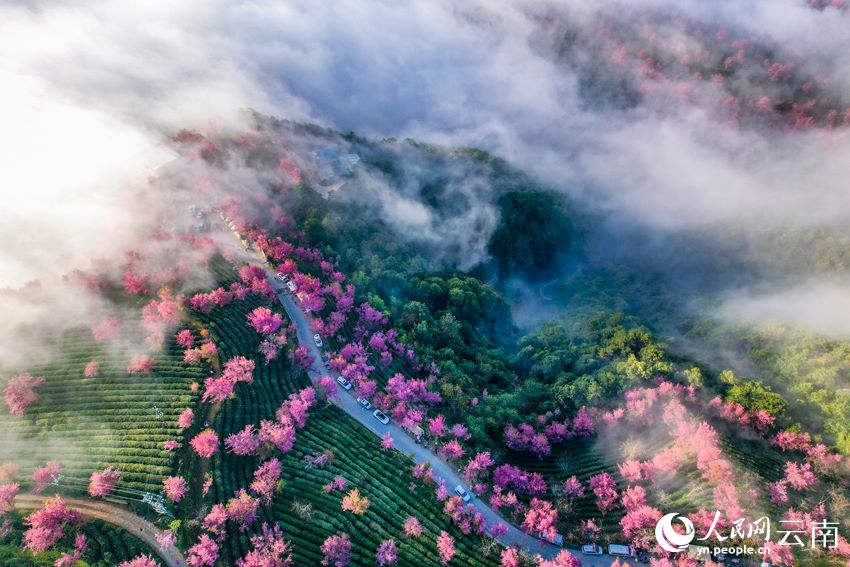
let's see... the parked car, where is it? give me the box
[454,485,472,503]
[336,376,352,390]
[286,281,297,292]
[538,532,564,546]
[373,410,390,424]
[313,334,323,348]
[581,544,602,555]
[608,544,634,558]
[275,272,285,281]
[356,397,372,410]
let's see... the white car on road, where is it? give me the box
[314,334,323,348]
[286,281,297,293]
[336,376,352,390]
[357,397,372,410]
[373,410,390,424]
[581,544,602,555]
[454,485,472,503]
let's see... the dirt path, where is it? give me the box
[13,493,186,567]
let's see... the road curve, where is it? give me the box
[250,250,614,566]
[14,493,186,567]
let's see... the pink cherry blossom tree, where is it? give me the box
[32,461,61,494]
[247,307,284,335]
[538,550,581,567]
[0,483,20,513]
[226,489,260,532]
[500,548,520,567]
[321,533,352,567]
[127,355,155,374]
[4,374,45,416]
[88,466,121,497]
[187,534,219,567]
[56,534,88,567]
[403,516,423,538]
[177,408,194,429]
[522,498,558,538]
[376,539,398,566]
[562,476,584,500]
[589,472,619,514]
[163,476,187,502]
[225,425,260,456]
[119,554,160,567]
[22,496,81,553]
[176,329,195,348]
[190,429,219,458]
[783,461,818,491]
[236,523,293,567]
[84,361,100,378]
[436,531,456,565]
[251,459,282,505]
[258,419,296,453]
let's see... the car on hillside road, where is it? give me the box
[581,544,602,555]
[454,485,472,503]
[336,376,352,390]
[313,334,323,348]
[356,397,372,410]
[286,281,297,293]
[538,532,564,547]
[373,409,390,424]
[275,272,286,281]
[608,544,635,558]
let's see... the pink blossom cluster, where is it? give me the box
[202,356,255,403]
[225,425,261,456]
[589,472,619,514]
[323,475,347,494]
[187,534,219,567]
[88,466,121,497]
[436,531,456,565]
[163,475,188,502]
[55,533,88,567]
[236,522,293,567]
[4,374,45,416]
[22,496,81,553]
[375,539,398,566]
[32,461,61,494]
[250,458,282,504]
[247,306,283,335]
[83,361,100,378]
[190,429,220,458]
[708,396,775,432]
[321,533,352,567]
[503,407,594,457]
[443,495,486,535]
[183,339,218,365]
[91,318,122,341]
[492,464,547,497]
[177,407,195,429]
[127,354,155,374]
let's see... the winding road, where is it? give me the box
[13,493,186,567]
[245,241,620,566]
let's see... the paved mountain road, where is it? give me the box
[249,247,619,566]
[14,493,186,567]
